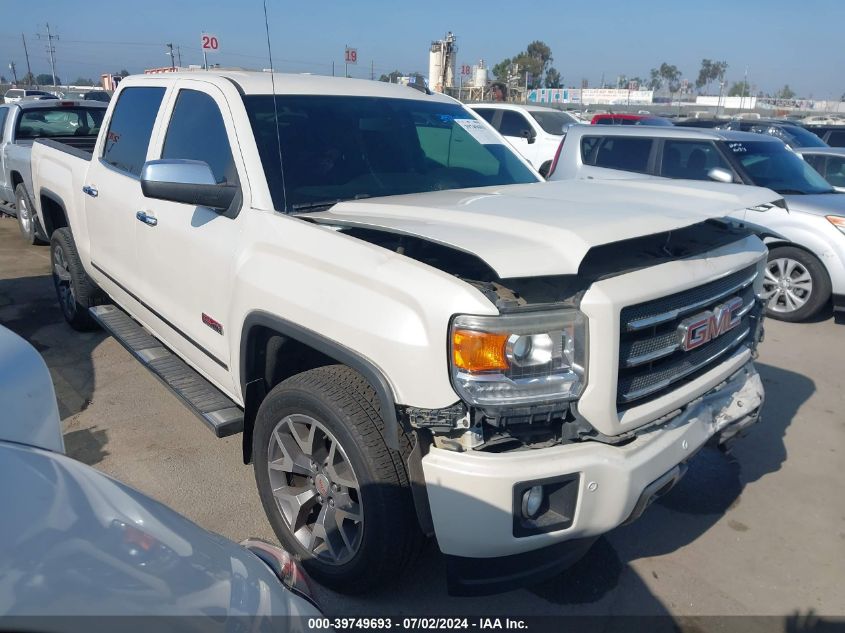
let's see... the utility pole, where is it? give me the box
[166,43,175,70]
[8,61,18,84]
[36,23,59,87]
[332,61,335,77]
[739,66,748,111]
[176,46,182,68]
[370,60,374,81]
[21,33,32,84]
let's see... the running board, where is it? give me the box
[89,304,244,437]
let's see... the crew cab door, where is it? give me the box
[132,80,246,391]
[84,85,169,291]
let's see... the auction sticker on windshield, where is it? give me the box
[454,117,502,145]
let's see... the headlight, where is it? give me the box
[826,215,845,235]
[449,310,587,407]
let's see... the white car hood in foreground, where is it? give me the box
[309,179,778,278]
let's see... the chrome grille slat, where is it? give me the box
[617,263,763,408]
[623,268,758,332]
[618,326,750,403]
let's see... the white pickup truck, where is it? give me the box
[31,71,772,595]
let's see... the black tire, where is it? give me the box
[253,365,422,593]
[50,227,105,331]
[15,184,47,245]
[763,245,831,322]
[538,160,553,179]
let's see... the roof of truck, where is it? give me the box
[123,70,456,102]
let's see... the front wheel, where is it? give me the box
[761,246,831,322]
[253,365,422,593]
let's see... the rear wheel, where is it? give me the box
[761,246,831,322]
[253,365,421,593]
[50,228,104,331]
[15,184,46,245]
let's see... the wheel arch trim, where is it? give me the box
[239,310,403,453]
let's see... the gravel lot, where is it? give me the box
[1,216,843,619]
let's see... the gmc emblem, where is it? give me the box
[677,296,743,352]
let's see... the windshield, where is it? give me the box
[530,110,577,135]
[778,125,829,148]
[243,95,538,211]
[724,140,834,194]
[15,107,105,140]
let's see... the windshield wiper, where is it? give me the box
[290,194,372,214]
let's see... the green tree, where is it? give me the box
[648,67,662,91]
[492,40,555,90]
[777,85,796,99]
[727,80,751,97]
[72,77,94,86]
[544,67,562,89]
[0,75,6,84]
[21,72,35,86]
[378,70,403,83]
[36,73,59,85]
[118,69,130,77]
[695,59,728,93]
[492,57,513,82]
[659,63,682,95]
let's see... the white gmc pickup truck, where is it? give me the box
[31,71,772,595]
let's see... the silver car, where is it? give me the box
[0,99,107,243]
[0,325,323,624]
[797,147,845,192]
[548,125,845,322]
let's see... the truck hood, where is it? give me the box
[783,192,845,216]
[309,179,778,278]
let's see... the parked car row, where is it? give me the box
[546,124,845,321]
[20,70,776,598]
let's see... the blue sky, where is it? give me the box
[1,0,842,98]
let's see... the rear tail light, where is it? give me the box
[241,538,318,607]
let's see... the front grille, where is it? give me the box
[617,264,761,408]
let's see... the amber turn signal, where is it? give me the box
[452,329,510,373]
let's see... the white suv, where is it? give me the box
[469,103,580,176]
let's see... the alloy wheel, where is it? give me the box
[52,245,76,319]
[761,257,812,314]
[267,414,363,565]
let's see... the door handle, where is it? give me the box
[136,211,158,226]
[82,185,98,197]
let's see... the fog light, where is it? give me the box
[521,485,544,518]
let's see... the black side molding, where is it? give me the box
[241,311,402,450]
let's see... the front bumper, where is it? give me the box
[421,361,764,562]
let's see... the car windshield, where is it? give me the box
[243,95,538,211]
[15,107,105,139]
[779,125,829,148]
[530,110,577,135]
[724,140,834,194]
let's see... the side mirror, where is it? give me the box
[707,167,734,184]
[538,162,551,179]
[520,128,537,144]
[140,159,238,211]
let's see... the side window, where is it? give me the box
[660,140,731,180]
[499,111,532,137]
[0,107,8,137]
[824,156,845,187]
[594,117,613,125]
[161,89,236,185]
[802,154,826,174]
[102,86,166,177]
[581,136,602,163]
[591,137,653,173]
[826,131,845,147]
[473,108,496,125]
